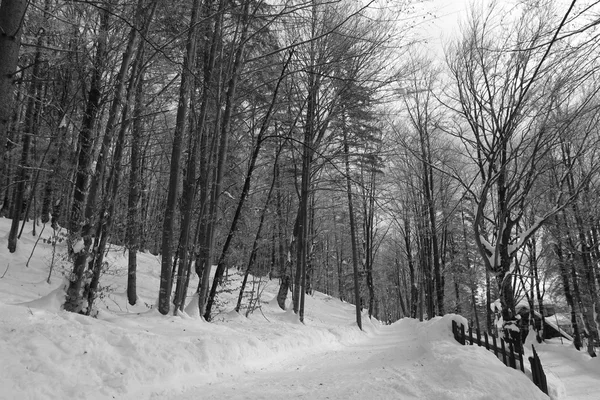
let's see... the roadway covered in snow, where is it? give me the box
[161,317,547,400]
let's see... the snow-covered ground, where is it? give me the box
[0,218,597,399]
[534,338,600,400]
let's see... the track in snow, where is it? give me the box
[155,320,547,400]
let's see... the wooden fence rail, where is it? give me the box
[529,344,549,395]
[451,320,548,395]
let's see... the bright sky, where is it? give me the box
[417,0,471,59]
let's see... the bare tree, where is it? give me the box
[158,0,202,315]
[446,0,599,340]
[0,0,29,228]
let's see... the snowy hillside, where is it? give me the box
[0,218,584,399]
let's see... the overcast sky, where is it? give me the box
[416,0,471,59]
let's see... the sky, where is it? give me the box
[416,0,471,58]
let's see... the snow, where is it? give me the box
[524,332,600,400]
[72,238,85,254]
[0,218,598,399]
[507,217,543,255]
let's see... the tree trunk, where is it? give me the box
[563,146,598,357]
[235,150,279,313]
[275,151,291,310]
[126,70,143,305]
[0,0,28,213]
[7,25,44,252]
[404,216,418,318]
[553,214,582,350]
[126,0,156,307]
[196,0,228,316]
[418,126,443,316]
[394,258,407,317]
[333,202,344,302]
[158,0,202,315]
[530,237,546,340]
[64,6,110,313]
[203,38,289,321]
[362,169,376,318]
[172,0,219,314]
[343,119,362,331]
[485,267,492,333]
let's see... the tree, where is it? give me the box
[447,0,599,340]
[64,4,111,313]
[0,0,29,226]
[400,57,446,317]
[158,0,202,315]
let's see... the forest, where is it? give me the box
[1,0,600,358]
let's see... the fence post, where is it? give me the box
[484,332,490,350]
[492,335,498,357]
[460,323,466,345]
[500,338,508,366]
[508,341,516,369]
[530,345,548,395]
[518,345,524,372]
[476,328,481,346]
[452,320,457,341]
[469,326,473,345]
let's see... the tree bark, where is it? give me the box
[553,214,582,350]
[202,36,289,321]
[158,0,202,315]
[126,68,144,306]
[404,216,418,319]
[235,149,280,313]
[7,22,44,252]
[343,118,362,330]
[0,0,28,214]
[64,6,110,313]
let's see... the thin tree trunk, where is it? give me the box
[0,0,28,213]
[235,150,280,313]
[553,214,582,350]
[126,70,143,305]
[64,6,110,313]
[333,201,344,302]
[362,169,376,318]
[395,258,407,317]
[86,99,132,313]
[172,0,219,314]
[158,0,202,315]
[419,127,443,316]
[563,146,598,357]
[530,237,546,340]
[7,28,44,252]
[127,0,156,307]
[343,119,362,331]
[203,42,291,321]
[196,0,228,316]
[486,267,492,334]
[275,150,290,310]
[404,216,418,318]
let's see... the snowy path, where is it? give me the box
[534,339,600,400]
[155,319,546,400]
[168,325,424,400]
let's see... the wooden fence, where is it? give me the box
[529,344,548,395]
[451,320,548,395]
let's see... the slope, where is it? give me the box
[0,218,553,399]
